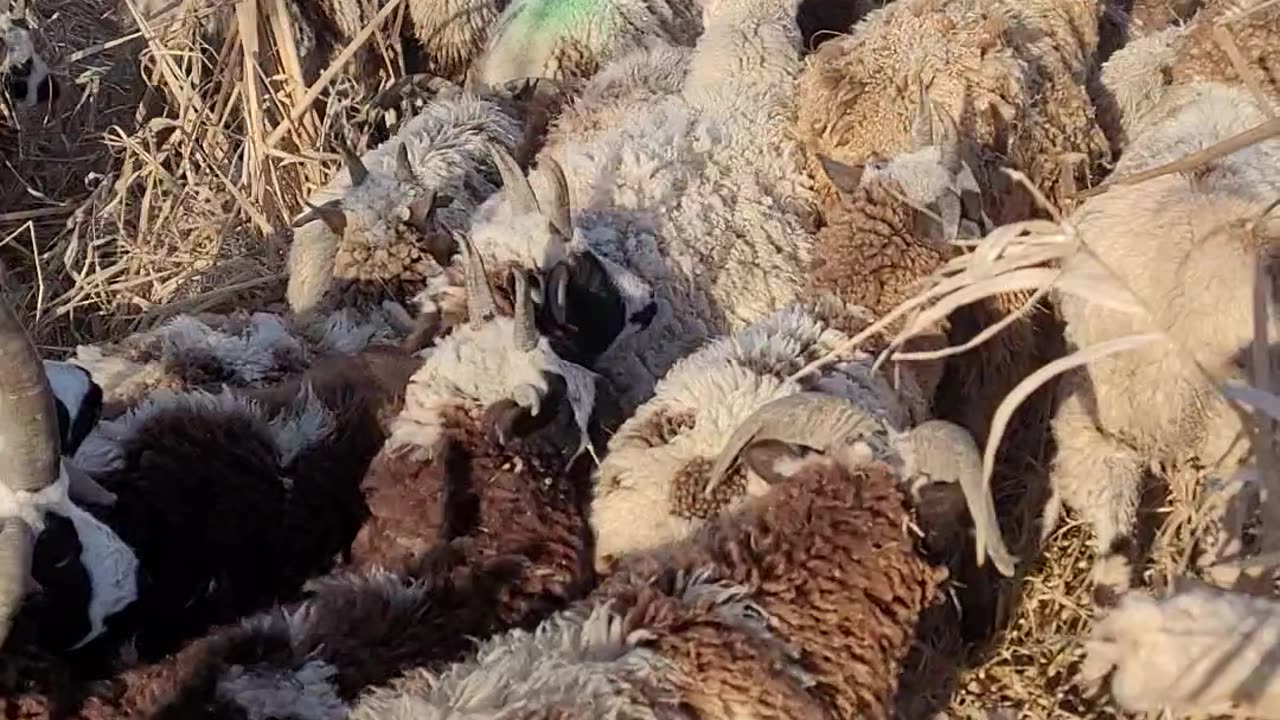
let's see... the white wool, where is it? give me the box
[0,465,140,648]
[388,317,599,457]
[352,603,683,719]
[1083,586,1280,718]
[218,659,348,720]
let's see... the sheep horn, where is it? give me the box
[338,141,369,187]
[546,261,571,327]
[704,392,874,499]
[897,420,1017,576]
[540,158,573,244]
[490,145,540,217]
[395,143,417,184]
[461,236,497,327]
[0,295,61,648]
[932,100,963,174]
[296,200,347,236]
[512,269,538,351]
[910,80,934,150]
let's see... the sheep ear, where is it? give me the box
[739,439,817,485]
[337,140,369,187]
[482,372,567,445]
[913,193,962,245]
[395,143,417,184]
[406,192,456,267]
[954,163,987,234]
[818,155,865,196]
[295,200,347,236]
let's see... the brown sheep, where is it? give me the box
[353,393,979,719]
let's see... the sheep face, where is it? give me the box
[388,252,602,460]
[293,143,457,304]
[591,305,911,570]
[467,147,658,368]
[1,15,57,108]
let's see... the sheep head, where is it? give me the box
[705,393,1016,575]
[590,306,911,571]
[387,239,601,462]
[818,85,988,251]
[292,141,457,302]
[470,144,657,368]
[1,14,57,108]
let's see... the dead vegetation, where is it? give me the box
[2,0,1280,718]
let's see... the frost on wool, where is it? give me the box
[466,0,702,90]
[286,93,524,315]
[1046,79,1280,606]
[590,302,929,570]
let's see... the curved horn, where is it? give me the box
[910,79,934,150]
[512,269,538,351]
[395,143,417,184]
[540,158,573,243]
[546,262,571,328]
[932,101,962,173]
[490,144,539,217]
[338,141,369,187]
[705,392,858,498]
[899,420,1017,576]
[460,236,496,327]
[0,296,61,648]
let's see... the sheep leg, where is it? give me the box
[1050,395,1146,607]
[64,460,118,506]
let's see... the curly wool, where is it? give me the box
[352,460,947,720]
[591,303,931,569]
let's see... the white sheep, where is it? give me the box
[458,0,822,413]
[1044,78,1280,604]
[286,86,541,316]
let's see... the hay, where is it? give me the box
[0,0,412,352]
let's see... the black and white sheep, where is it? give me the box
[1,7,56,110]
[0,300,421,717]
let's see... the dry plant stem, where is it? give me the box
[266,0,318,145]
[264,0,404,149]
[1213,23,1276,120]
[1080,118,1280,199]
[236,0,264,197]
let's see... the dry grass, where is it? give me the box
[1,0,1279,717]
[0,0,414,355]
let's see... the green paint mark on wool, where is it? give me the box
[506,0,598,33]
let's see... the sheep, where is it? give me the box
[349,391,989,720]
[1043,78,1280,606]
[590,301,1014,576]
[0,315,422,716]
[794,0,1114,438]
[455,0,823,414]
[20,543,557,719]
[285,79,566,317]
[350,240,602,624]
[1081,584,1280,718]
[66,304,408,418]
[27,250,608,718]
[1093,0,1277,155]
[463,0,702,90]
[1,8,56,109]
